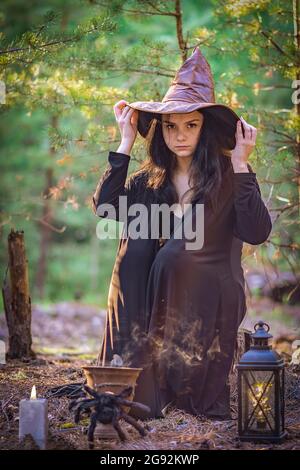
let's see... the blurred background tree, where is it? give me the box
[0,0,298,311]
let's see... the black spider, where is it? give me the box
[69,385,151,448]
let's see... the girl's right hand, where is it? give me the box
[114,100,138,148]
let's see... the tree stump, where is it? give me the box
[235,327,252,363]
[2,229,35,359]
[230,326,252,379]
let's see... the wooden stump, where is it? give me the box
[2,229,35,359]
[230,327,252,379]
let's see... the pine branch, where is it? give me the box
[93,0,176,17]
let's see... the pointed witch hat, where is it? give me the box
[128,45,240,149]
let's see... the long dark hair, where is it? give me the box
[130,109,233,213]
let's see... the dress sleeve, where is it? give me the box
[92,150,133,221]
[233,163,272,245]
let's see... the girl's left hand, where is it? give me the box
[231,116,257,167]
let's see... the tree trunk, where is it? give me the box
[3,229,35,359]
[35,115,57,299]
[34,167,54,299]
[293,0,300,207]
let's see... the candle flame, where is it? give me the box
[30,385,37,399]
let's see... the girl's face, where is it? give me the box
[161,111,204,158]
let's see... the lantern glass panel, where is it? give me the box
[279,368,285,433]
[241,370,275,434]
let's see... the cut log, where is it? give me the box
[2,229,35,359]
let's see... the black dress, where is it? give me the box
[92,150,272,420]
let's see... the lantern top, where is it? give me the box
[237,320,284,368]
[251,321,273,341]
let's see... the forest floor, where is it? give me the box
[0,296,299,451]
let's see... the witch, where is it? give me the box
[92,46,272,421]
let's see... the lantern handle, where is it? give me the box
[254,321,270,332]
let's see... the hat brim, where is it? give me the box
[128,101,240,150]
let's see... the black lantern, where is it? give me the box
[237,321,286,443]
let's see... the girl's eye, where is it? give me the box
[164,123,197,129]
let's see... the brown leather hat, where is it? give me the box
[128,46,240,149]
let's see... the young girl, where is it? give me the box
[92,48,272,421]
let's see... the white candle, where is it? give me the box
[19,385,48,449]
[0,340,5,365]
